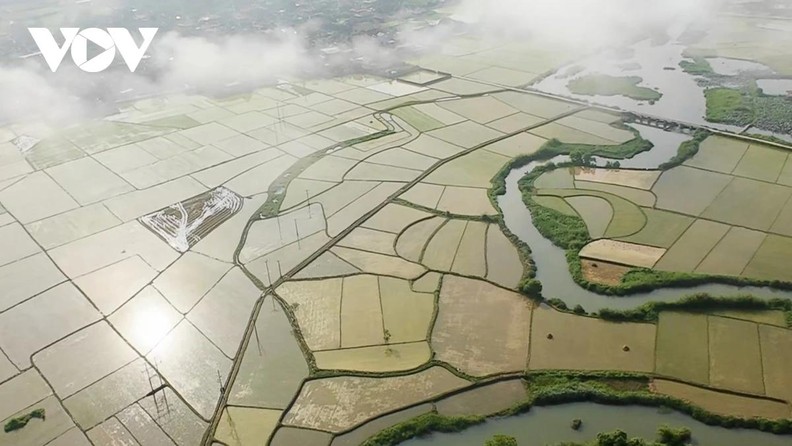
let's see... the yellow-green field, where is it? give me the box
[531,136,792,283]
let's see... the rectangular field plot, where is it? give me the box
[701,177,791,231]
[710,310,787,327]
[436,96,518,124]
[652,166,732,216]
[759,325,792,403]
[653,380,789,420]
[743,234,792,283]
[655,312,709,384]
[530,306,655,373]
[696,227,766,277]
[770,197,792,237]
[731,144,788,183]
[424,150,510,188]
[579,239,665,269]
[340,275,384,349]
[683,135,749,173]
[391,107,444,132]
[778,155,792,186]
[529,123,616,146]
[575,168,660,190]
[620,209,693,248]
[486,113,545,134]
[654,220,730,273]
[553,115,635,144]
[398,70,450,86]
[492,91,578,118]
[427,121,504,149]
[708,316,765,395]
[466,66,538,86]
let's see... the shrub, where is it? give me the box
[485,434,519,446]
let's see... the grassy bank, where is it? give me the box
[596,293,792,326]
[361,412,485,446]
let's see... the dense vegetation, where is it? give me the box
[361,412,485,446]
[705,86,792,135]
[523,373,792,435]
[526,199,590,251]
[679,57,713,76]
[705,88,755,125]
[596,293,792,325]
[568,75,662,102]
[657,130,710,169]
[555,427,692,446]
[485,435,519,446]
[512,130,792,296]
[4,408,45,433]
[361,371,792,446]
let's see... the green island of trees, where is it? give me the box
[4,408,45,433]
[568,75,662,102]
[679,57,714,76]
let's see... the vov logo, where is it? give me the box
[28,28,158,73]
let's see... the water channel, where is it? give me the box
[496,123,792,312]
[403,403,792,446]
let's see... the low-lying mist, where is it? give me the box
[0,0,727,127]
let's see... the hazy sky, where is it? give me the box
[0,0,724,127]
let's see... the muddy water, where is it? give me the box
[402,403,792,446]
[534,41,709,125]
[757,79,792,96]
[706,57,774,76]
[496,126,792,312]
[532,41,744,134]
[620,124,691,168]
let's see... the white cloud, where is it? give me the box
[453,0,721,49]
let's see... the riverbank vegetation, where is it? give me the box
[361,412,485,446]
[554,426,692,446]
[595,293,792,326]
[513,130,792,297]
[658,130,710,169]
[361,371,792,446]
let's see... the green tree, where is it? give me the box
[656,426,691,446]
[519,278,543,296]
[485,434,518,446]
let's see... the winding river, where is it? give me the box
[403,403,792,446]
[497,123,792,312]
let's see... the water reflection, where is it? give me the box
[403,403,792,446]
[757,79,792,96]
